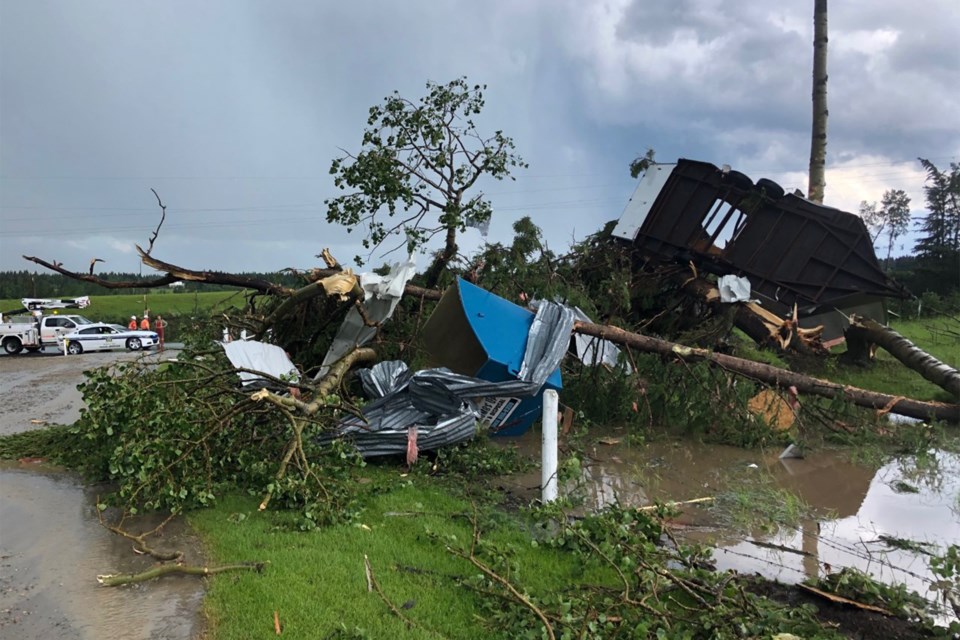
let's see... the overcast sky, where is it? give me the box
[2,0,958,278]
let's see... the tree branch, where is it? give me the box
[136,246,293,295]
[23,255,180,289]
[145,188,168,255]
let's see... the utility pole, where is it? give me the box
[808,0,828,203]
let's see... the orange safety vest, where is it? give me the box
[140,318,150,331]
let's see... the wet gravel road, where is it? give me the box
[0,346,205,640]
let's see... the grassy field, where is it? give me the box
[190,466,595,640]
[1,290,247,324]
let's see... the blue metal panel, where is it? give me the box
[461,280,564,436]
[491,396,552,436]
[457,278,535,375]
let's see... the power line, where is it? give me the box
[1,155,954,181]
[0,199,626,238]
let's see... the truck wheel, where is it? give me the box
[126,337,143,351]
[67,341,83,355]
[3,338,23,355]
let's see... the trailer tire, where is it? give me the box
[722,170,753,191]
[126,337,142,351]
[67,341,83,355]
[755,178,785,200]
[3,338,23,355]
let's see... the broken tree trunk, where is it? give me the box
[573,322,959,423]
[845,314,960,398]
[681,276,826,355]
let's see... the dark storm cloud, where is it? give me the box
[1,0,956,276]
[0,1,564,272]
[552,0,958,175]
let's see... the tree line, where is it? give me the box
[861,159,959,297]
[0,270,303,300]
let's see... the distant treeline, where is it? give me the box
[0,270,303,299]
[886,255,959,298]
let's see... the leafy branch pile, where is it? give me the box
[56,336,365,529]
[440,504,832,639]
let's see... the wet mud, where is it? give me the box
[0,347,204,640]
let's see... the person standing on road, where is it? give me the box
[154,315,167,350]
[128,315,138,330]
[140,313,150,331]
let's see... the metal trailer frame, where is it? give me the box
[612,159,910,339]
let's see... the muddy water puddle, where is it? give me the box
[0,462,205,640]
[495,433,960,620]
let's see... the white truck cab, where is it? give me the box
[1,313,96,354]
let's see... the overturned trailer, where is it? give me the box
[612,159,910,340]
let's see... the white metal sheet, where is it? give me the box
[611,163,676,241]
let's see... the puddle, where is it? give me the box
[711,450,960,623]
[0,463,205,640]
[495,433,960,621]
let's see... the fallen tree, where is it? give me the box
[573,321,959,423]
[23,251,442,302]
[844,314,960,398]
[24,244,956,424]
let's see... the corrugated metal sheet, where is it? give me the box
[318,301,575,457]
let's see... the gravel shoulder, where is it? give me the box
[0,348,175,435]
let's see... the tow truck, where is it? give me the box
[0,297,96,355]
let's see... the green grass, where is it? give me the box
[711,477,817,534]
[188,469,589,639]
[1,290,246,324]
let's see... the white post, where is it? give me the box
[541,389,559,503]
[63,338,68,356]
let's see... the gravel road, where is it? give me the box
[0,348,174,435]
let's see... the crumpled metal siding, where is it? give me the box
[318,301,576,458]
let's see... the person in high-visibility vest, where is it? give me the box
[154,315,167,350]
[140,314,150,331]
[128,315,137,330]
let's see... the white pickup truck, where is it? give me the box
[0,314,97,354]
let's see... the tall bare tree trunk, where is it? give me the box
[808,0,829,203]
[423,224,458,288]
